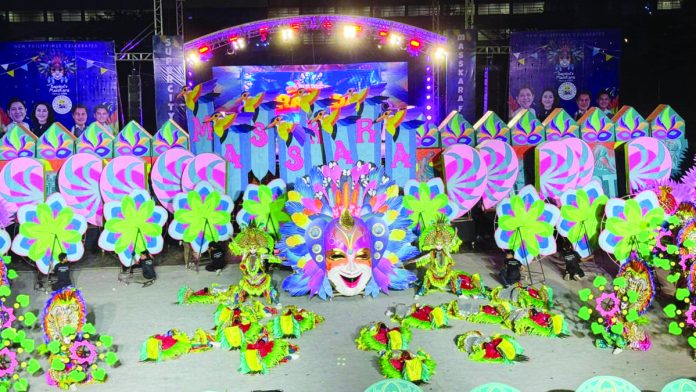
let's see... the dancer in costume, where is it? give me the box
[140,330,194,362]
[356,322,412,352]
[239,330,298,375]
[229,224,282,304]
[413,218,486,299]
[271,306,324,338]
[509,308,568,338]
[456,331,525,364]
[490,284,555,310]
[461,302,512,327]
[378,350,436,383]
[279,162,418,299]
[389,303,450,330]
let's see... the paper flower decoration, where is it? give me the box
[556,181,608,258]
[403,178,456,231]
[495,185,560,264]
[98,190,167,266]
[168,181,234,254]
[0,347,18,378]
[236,179,290,238]
[11,193,87,274]
[595,292,620,319]
[0,229,10,256]
[599,191,665,263]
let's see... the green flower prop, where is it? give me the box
[556,181,608,258]
[403,179,456,232]
[599,191,665,263]
[236,179,290,239]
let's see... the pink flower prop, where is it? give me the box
[685,305,696,329]
[69,340,97,365]
[595,292,620,319]
[0,304,16,329]
[0,347,18,378]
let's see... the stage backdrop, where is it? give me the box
[508,30,621,120]
[444,29,476,122]
[153,35,186,129]
[0,41,119,134]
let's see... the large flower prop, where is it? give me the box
[402,178,456,232]
[278,162,418,299]
[169,181,233,254]
[598,191,665,264]
[556,181,608,258]
[495,185,560,264]
[98,190,168,266]
[11,193,87,274]
[236,179,290,239]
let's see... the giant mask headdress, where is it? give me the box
[279,162,418,299]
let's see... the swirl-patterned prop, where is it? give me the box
[443,144,488,218]
[99,156,147,204]
[565,138,595,188]
[58,153,105,226]
[477,140,519,210]
[0,157,45,217]
[536,140,579,201]
[151,148,194,212]
[181,153,227,193]
[626,137,672,192]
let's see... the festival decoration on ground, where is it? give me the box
[58,153,105,226]
[140,329,214,362]
[536,140,579,201]
[98,190,167,266]
[99,156,147,204]
[178,284,237,305]
[236,179,290,239]
[229,224,282,304]
[168,181,233,255]
[556,180,609,258]
[11,193,87,274]
[576,275,651,352]
[0,325,42,392]
[37,321,119,390]
[495,185,560,264]
[443,144,487,218]
[0,284,39,333]
[440,112,474,147]
[402,179,456,231]
[151,148,194,212]
[279,162,417,299]
[270,306,324,339]
[356,322,412,352]
[0,157,45,217]
[575,376,641,392]
[0,256,18,288]
[214,301,273,350]
[509,110,544,146]
[477,140,519,210]
[413,218,486,298]
[598,190,665,264]
[238,330,298,375]
[508,308,568,338]
[616,258,655,316]
[455,331,525,364]
[626,137,672,192]
[0,200,12,256]
[378,350,436,383]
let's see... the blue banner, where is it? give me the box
[445,30,477,122]
[0,41,118,135]
[153,36,186,130]
[508,30,621,121]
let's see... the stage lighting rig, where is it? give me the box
[343,24,359,39]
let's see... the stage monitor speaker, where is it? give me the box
[127,75,142,124]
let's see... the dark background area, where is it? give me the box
[2,0,694,162]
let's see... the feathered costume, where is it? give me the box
[270,306,324,339]
[462,303,512,327]
[356,322,412,352]
[391,303,450,330]
[378,350,436,383]
[456,331,525,364]
[238,330,298,375]
[490,284,554,310]
[139,328,214,362]
[278,162,418,299]
[214,302,273,350]
[41,287,87,343]
[414,218,486,298]
[178,284,237,305]
[229,225,282,304]
[509,308,568,338]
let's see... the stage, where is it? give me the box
[17,252,693,392]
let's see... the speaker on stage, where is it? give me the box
[127,75,142,124]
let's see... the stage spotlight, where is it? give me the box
[281,28,294,42]
[198,45,210,54]
[426,95,431,99]
[378,31,388,37]
[388,33,403,46]
[426,115,432,120]
[409,39,421,48]
[343,25,359,39]
[187,52,200,64]
[426,105,432,110]
[433,46,447,60]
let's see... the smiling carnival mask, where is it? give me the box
[324,210,373,296]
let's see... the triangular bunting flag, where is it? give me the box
[592,47,601,56]
[518,58,526,65]
[7,70,14,77]
[0,64,7,70]
[513,52,521,59]
[605,54,613,61]
[20,64,28,71]
[530,53,538,59]
[86,60,95,68]
[100,67,108,74]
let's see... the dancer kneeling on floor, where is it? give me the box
[560,239,585,281]
[498,250,521,288]
[205,241,227,272]
[140,250,157,282]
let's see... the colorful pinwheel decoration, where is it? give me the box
[576,275,651,352]
[11,193,87,274]
[494,185,560,264]
[236,179,290,240]
[402,179,456,233]
[98,190,167,266]
[168,181,234,255]
[556,181,609,258]
[598,191,665,264]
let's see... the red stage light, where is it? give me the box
[409,39,421,48]
[228,36,238,42]
[378,31,388,37]
[259,27,269,33]
[322,21,333,29]
[291,23,301,30]
[198,46,210,54]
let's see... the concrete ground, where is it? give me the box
[14,250,696,392]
